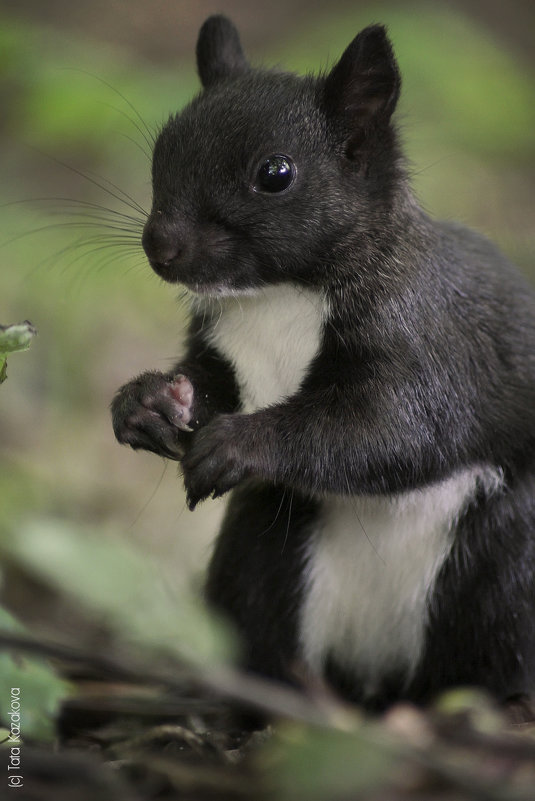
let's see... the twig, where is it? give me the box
[0,631,346,728]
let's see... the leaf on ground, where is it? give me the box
[264,721,402,800]
[0,519,237,669]
[433,687,506,734]
[0,607,71,742]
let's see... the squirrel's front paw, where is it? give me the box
[182,415,250,509]
[111,371,194,460]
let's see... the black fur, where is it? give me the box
[112,17,535,709]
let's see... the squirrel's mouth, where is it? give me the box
[148,257,261,296]
[183,280,260,298]
[146,258,234,296]
[148,258,181,283]
[186,281,229,296]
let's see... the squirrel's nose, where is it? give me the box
[142,214,187,273]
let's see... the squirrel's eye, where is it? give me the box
[254,155,296,193]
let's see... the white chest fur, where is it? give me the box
[203,285,325,412]
[299,467,501,698]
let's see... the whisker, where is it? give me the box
[128,461,169,530]
[21,230,145,280]
[95,99,154,160]
[83,167,149,218]
[58,67,156,151]
[1,197,146,229]
[1,221,142,250]
[48,199,145,225]
[117,129,152,163]
[349,496,386,565]
[24,145,149,218]
[281,490,294,555]
[258,489,287,538]
[211,297,224,331]
[122,256,152,275]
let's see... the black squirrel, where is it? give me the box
[112,16,535,710]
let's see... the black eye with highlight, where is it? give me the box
[253,154,296,194]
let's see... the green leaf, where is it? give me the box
[0,321,36,355]
[266,722,401,800]
[434,687,505,734]
[0,520,236,668]
[0,321,36,384]
[0,608,71,742]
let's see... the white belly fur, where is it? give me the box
[202,284,326,412]
[194,285,503,697]
[299,467,502,697]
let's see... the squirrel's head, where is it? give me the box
[142,15,402,295]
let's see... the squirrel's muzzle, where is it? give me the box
[142,212,189,281]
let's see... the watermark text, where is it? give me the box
[5,688,22,789]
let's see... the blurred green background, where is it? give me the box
[1,0,534,581]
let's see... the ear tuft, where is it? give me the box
[196,15,249,89]
[324,24,401,128]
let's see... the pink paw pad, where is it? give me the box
[168,374,194,430]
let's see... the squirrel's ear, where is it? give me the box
[196,16,249,89]
[323,25,400,130]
